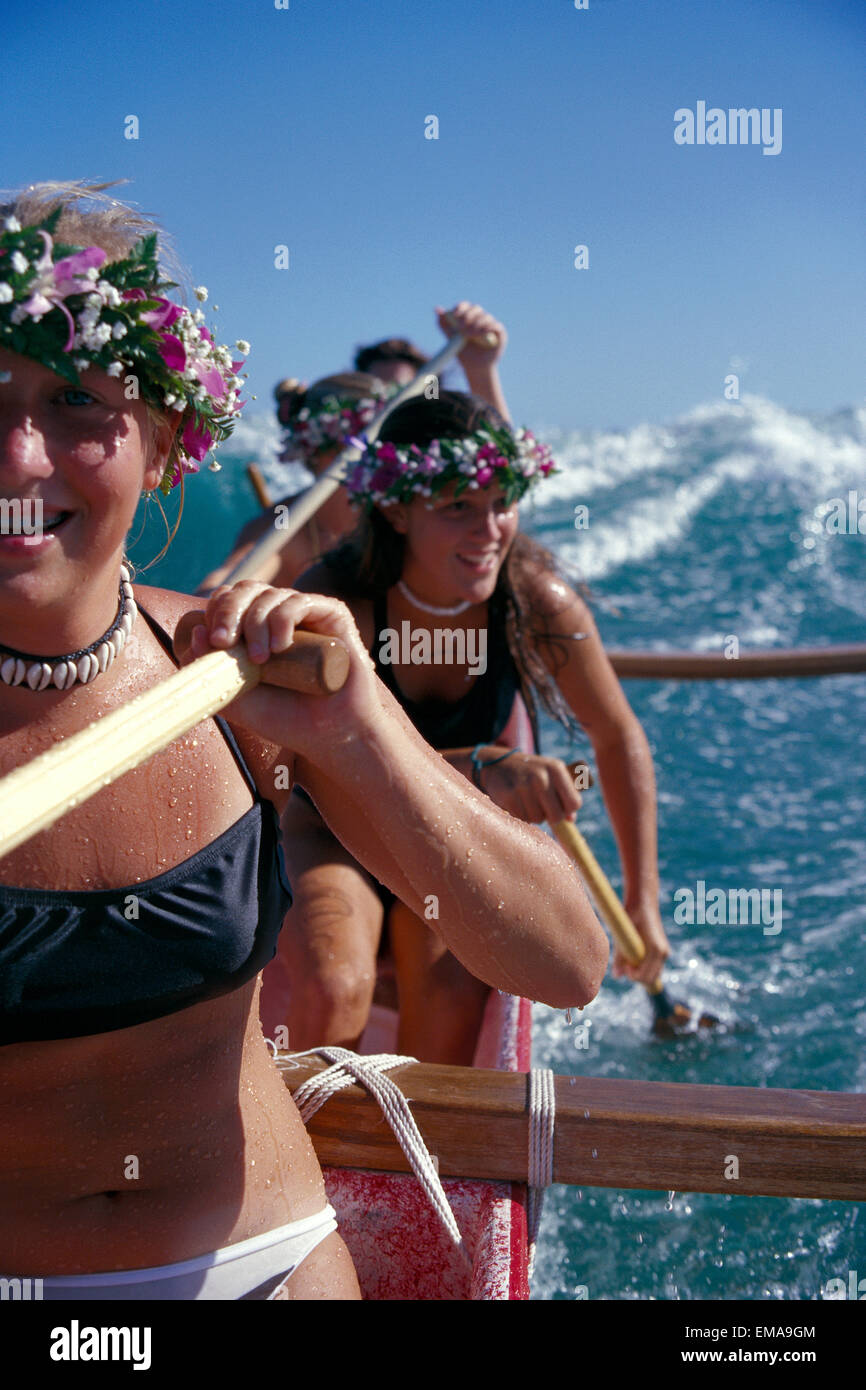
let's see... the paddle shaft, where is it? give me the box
[552,819,666,997]
[221,334,468,585]
[246,463,273,509]
[0,622,349,863]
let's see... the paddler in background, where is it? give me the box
[260,391,672,1065]
[198,303,509,592]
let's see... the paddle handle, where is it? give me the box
[173,611,350,695]
[552,819,664,994]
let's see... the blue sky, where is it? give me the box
[4,0,864,431]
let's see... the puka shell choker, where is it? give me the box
[0,564,137,691]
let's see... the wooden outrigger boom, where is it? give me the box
[608,645,866,680]
[280,1054,866,1203]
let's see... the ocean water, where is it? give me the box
[136,394,866,1302]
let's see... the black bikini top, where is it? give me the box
[0,607,292,1045]
[371,589,525,750]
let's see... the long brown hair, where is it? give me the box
[323,391,580,737]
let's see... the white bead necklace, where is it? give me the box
[397,579,472,617]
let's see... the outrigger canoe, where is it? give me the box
[317,988,533,1301]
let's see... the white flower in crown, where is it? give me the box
[10,251,29,274]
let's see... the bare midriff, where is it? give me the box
[0,979,327,1274]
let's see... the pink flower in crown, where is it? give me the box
[476,442,500,464]
[375,441,399,465]
[140,296,184,333]
[15,235,107,347]
[52,246,107,298]
[159,334,186,372]
[180,417,213,463]
[475,465,495,486]
[189,355,228,402]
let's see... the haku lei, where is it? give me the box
[279,385,394,463]
[0,209,249,493]
[345,424,557,507]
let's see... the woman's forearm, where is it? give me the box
[593,718,661,910]
[296,700,607,1006]
[462,365,511,423]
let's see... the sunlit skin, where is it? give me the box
[266,474,670,1063]
[0,349,607,1293]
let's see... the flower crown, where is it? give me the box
[344,423,557,508]
[0,208,248,494]
[280,385,394,463]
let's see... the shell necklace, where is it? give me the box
[0,564,138,691]
[397,579,472,617]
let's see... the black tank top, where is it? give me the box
[371,589,523,749]
[0,606,292,1045]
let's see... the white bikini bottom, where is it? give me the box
[33,1205,338,1300]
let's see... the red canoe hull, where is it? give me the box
[321,990,533,1300]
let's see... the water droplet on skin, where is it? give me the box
[591,1148,598,1158]
[584,1110,590,1119]
[168,797,177,808]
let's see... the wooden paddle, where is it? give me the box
[220,332,473,586]
[552,819,717,1035]
[246,463,273,510]
[0,614,349,863]
[279,1052,866,1200]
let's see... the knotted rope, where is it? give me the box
[281,1046,557,1283]
[283,1046,467,1258]
[527,1067,556,1274]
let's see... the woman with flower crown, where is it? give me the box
[262,390,672,1065]
[199,304,509,592]
[0,184,607,1300]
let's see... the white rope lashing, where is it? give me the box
[285,1046,468,1258]
[527,1067,556,1274]
[284,1047,557,1284]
